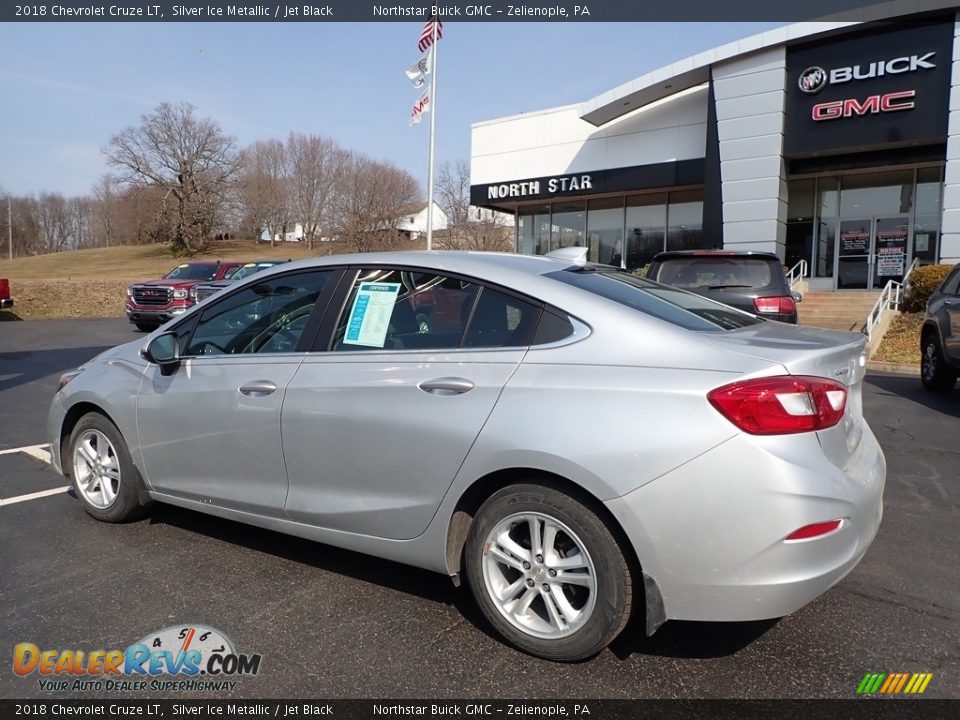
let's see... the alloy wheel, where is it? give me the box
[481,512,597,640]
[72,429,121,509]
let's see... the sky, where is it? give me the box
[0,21,782,198]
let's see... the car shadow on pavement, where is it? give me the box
[865,372,960,418]
[608,617,779,661]
[0,346,112,394]
[147,503,777,661]
[0,312,24,322]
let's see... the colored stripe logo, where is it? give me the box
[857,672,933,694]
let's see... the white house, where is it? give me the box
[394,201,448,239]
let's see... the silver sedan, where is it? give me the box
[48,250,885,661]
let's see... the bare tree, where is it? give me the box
[105,102,240,254]
[331,154,421,253]
[435,159,513,252]
[92,174,120,247]
[287,133,344,250]
[239,140,290,247]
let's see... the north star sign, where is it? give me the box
[487,175,593,200]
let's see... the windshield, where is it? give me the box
[230,263,279,281]
[651,257,776,290]
[164,264,219,281]
[547,267,763,331]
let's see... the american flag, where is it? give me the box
[418,18,443,53]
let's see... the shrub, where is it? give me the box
[632,265,649,279]
[903,264,954,313]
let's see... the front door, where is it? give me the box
[836,216,910,290]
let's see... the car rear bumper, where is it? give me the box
[605,423,885,624]
[0,298,13,309]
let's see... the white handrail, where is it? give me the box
[864,258,920,339]
[786,259,808,288]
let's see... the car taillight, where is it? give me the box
[784,519,844,542]
[707,376,847,435]
[754,296,796,315]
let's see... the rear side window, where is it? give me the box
[532,310,575,345]
[941,268,960,296]
[548,268,762,331]
[463,288,540,348]
[652,257,778,290]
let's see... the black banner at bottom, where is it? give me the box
[1,700,958,720]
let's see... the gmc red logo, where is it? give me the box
[811,90,916,121]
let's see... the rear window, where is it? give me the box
[652,257,778,290]
[547,267,763,331]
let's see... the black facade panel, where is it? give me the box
[471,158,706,208]
[784,19,954,159]
[702,71,724,246]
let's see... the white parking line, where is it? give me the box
[0,443,51,460]
[0,486,71,507]
[0,443,66,507]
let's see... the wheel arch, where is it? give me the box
[443,467,658,630]
[60,402,125,479]
[921,319,943,347]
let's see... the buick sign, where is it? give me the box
[799,52,936,94]
[799,67,827,94]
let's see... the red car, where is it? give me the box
[0,278,12,311]
[125,260,244,332]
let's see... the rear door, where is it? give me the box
[280,266,541,540]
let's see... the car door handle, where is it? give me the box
[239,381,278,397]
[418,378,475,396]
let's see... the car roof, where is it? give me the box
[277,250,578,278]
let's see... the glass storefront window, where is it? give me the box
[666,189,704,251]
[551,201,586,250]
[515,204,551,255]
[786,178,815,271]
[914,166,943,265]
[839,169,914,217]
[814,176,838,278]
[586,198,624,266]
[625,193,666,271]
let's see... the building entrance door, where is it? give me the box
[836,216,910,290]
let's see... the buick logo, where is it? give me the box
[799,66,827,94]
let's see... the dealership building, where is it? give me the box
[470,4,960,290]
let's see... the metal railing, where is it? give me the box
[786,259,808,288]
[865,258,920,339]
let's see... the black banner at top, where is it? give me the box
[1,0,956,22]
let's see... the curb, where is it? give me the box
[866,361,920,377]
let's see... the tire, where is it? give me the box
[135,323,158,333]
[464,483,633,661]
[920,332,957,392]
[68,413,149,523]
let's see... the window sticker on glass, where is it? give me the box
[343,282,402,347]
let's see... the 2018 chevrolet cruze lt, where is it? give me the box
[49,249,885,661]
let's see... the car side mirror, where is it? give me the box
[141,332,181,375]
[792,291,803,303]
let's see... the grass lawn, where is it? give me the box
[0,239,422,320]
[873,312,923,365]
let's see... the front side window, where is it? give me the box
[548,267,762,331]
[186,270,333,356]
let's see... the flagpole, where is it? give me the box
[425,20,438,251]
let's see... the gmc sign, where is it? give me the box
[811,90,916,121]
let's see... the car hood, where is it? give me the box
[130,278,206,289]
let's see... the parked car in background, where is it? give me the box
[125,260,245,332]
[190,260,289,304]
[0,278,12,311]
[647,250,799,324]
[51,249,883,661]
[920,262,960,392]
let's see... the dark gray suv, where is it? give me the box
[920,263,960,392]
[647,250,799,324]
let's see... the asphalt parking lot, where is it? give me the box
[1,317,958,699]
